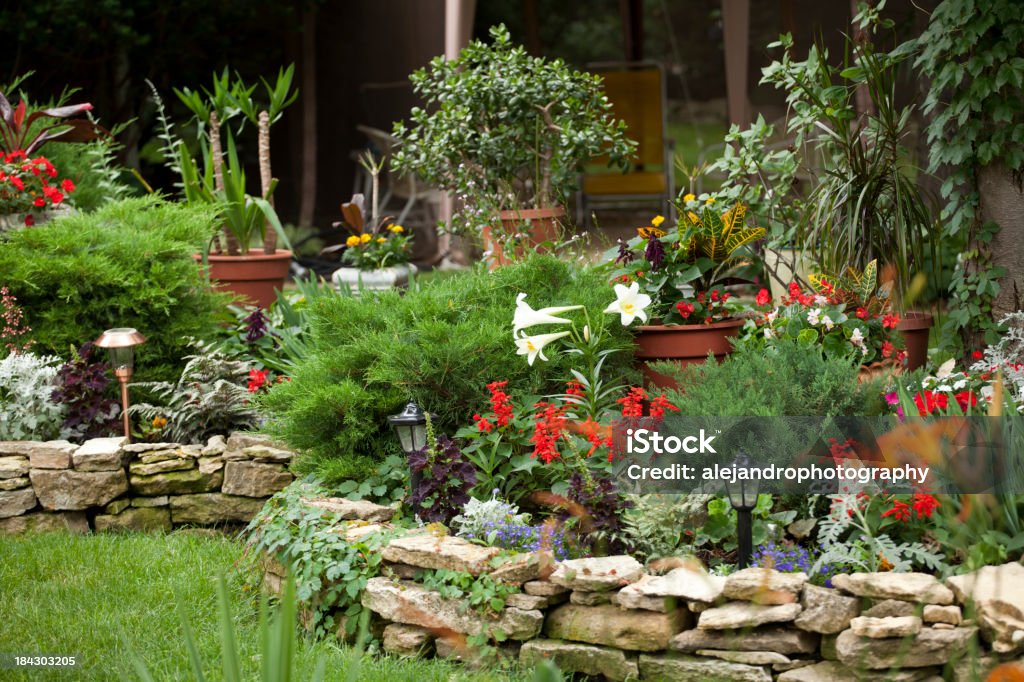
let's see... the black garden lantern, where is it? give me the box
[388,400,432,493]
[724,450,760,569]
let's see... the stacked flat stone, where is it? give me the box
[332,532,1009,682]
[0,432,296,534]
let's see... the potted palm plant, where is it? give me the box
[172,67,296,308]
[392,24,635,265]
[604,199,765,387]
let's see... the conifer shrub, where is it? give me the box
[0,196,230,381]
[259,256,638,483]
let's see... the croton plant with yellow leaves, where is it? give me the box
[603,197,765,325]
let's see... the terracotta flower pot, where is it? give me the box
[634,318,745,389]
[897,311,934,371]
[196,250,292,309]
[481,206,565,268]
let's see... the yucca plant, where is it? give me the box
[761,23,937,301]
[178,133,288,256]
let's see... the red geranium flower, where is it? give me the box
[881,341,894,359]
[755,288,771,306]
[675,301,695,319]
[61,178,75,193]
[247,368,269,393]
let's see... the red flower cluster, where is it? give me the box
[913,389,978,415]
[784,282,820,307]
[565,380,585,397]
[247,368,269,393]
[881,314,901,329]
[881,493,939,521]
[474,380,516,433]
[578,418,615,461]
[755,288,771,307]
[617,386,647,417]
[616,386,678,419]
[530,401,567,463]
[247,368,287,393]
[0,152,76,225]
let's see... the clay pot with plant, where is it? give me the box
[604,200,765,387]
[391,24,636,265]
[174,67,297,308]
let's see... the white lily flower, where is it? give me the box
[604,282,652,326]
[936,358,956,379]
[514,330,571,365]
[512,293,582,334]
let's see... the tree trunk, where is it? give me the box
[209,111,239,255]
[981,160,1024,322]
[298,7,318,229]
[259,110,277,255]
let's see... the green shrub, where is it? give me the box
[657,338,887,417]
[0,196,229,380]
[259,256,637,483]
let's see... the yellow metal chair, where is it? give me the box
[578,62,675,226]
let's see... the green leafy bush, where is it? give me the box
[658,338,887,417]
[0,196,230,381]
[259,256,637,484]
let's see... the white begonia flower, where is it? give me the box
[512,293,582,334]
[814,295,829,306]
[807,308,822,326]
[604,282,652,326]
[850,328,865,347]
[952,378,968,390]
[821,315,835,331]
[514,330,571,365]
[766,310,778,324]
[764,328,775,339]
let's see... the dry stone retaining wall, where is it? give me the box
[265,500,1024,681]
[0,433,295,533]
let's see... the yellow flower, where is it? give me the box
[389,224,404,233]
[360,233,372,244]
[683,193,696,203]
[705,197,716,205]
[651,215,665,227]
[346,235,360,247]
[152,416,167,429]
[637,227,666,238]
[377,237,386,243]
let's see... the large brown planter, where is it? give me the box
[196,250,292,309]
[482,206,565,267]
[897,311,934,371]
[634,318,745,388]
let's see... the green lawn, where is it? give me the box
[0,531,525,681]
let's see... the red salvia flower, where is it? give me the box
[530,401,566,463]
[881,499,912,522]
[617,386,647,417]
[485,380,515,427]
[648,393,679,419]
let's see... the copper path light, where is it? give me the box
[93,328,147,442]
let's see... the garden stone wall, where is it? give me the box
[0,433,295,534]
[264,500,1024,681]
